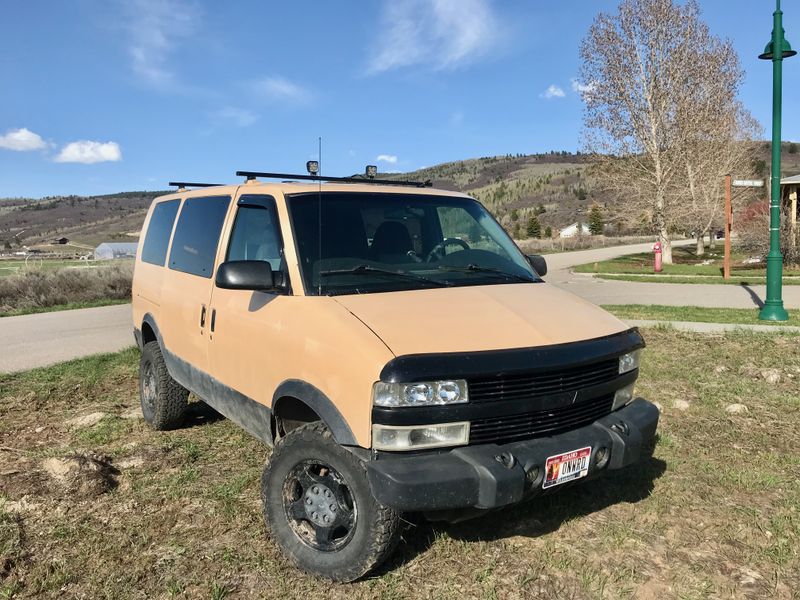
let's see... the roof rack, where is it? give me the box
[235,171,432,188]
[169,181,224,189]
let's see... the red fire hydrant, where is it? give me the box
[653,241,662,273]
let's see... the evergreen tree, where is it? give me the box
[510,208,519,222]
[544,225,552,238]
[588,204,604,235]
[526,214,541,239]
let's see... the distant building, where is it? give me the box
[94,242,138,260]
[559,222,591,238]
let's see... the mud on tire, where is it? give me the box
[261,422,401,582]
[139,341,189,430]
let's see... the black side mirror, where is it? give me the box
[526,254,547,277]
[216,260,277,291]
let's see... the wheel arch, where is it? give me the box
[272,380,358,447]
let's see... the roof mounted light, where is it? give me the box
[366,165,378,179]
[306,160,319,175]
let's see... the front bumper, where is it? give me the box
[366,398,659,513]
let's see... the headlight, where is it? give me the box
[619,349,642,374]
[372,422,470,451]
[372,380,468,407]
[612,383,635,410]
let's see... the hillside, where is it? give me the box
[2,144,799,252]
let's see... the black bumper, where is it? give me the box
[366,398,659,512]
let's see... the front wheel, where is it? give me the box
[261,422,401,581]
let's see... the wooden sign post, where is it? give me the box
[724,175,732,280]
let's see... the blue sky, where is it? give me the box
[1,0,798,198]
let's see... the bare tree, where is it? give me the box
[677,103,761,255]
[579,0,749,264]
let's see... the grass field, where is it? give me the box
[574,246,800,285]
[603,305,800,326]
[0,259,128,278]
[1,329,799,599]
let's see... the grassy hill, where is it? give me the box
[2,143,798,252]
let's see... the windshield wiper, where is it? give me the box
[319,265,451,287]
[437,264,538,283]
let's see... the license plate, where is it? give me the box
[543,446,592,489]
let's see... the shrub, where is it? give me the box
[0,263,132,314]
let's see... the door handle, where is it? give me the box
[200,304,206,328]
[210,308,216,333]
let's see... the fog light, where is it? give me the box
[366,164,378,178]
[613,383,635,410]
[372,422,469,451]
[306,160,319,175]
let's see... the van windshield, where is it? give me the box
[287,192,541,296]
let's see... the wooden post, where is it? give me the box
[724,174,732,280]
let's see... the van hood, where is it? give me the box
[333,283,630,357]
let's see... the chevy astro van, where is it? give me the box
[132,169,659,581]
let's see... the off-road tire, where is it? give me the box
[261,422,401,582]
[139,341,189,430]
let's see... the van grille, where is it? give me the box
[469,394,614,445]
[468,359,619,403]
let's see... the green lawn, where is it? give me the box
[574,246,800,284]
[1,329,799,598]
[603,304,800,326]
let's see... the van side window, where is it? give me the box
[169,195,231,278]
[226,198,284,272]
[141,199,180,266]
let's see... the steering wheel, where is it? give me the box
[426,238,471,262]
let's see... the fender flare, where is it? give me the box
[272,380,358,446]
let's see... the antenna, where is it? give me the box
[318,137,322,295]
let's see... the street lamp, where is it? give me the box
[758,0,795,321]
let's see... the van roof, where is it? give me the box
[154,181,472,201]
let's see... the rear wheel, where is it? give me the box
[139,341,189,430]
[261,422,401,581]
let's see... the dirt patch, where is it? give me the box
[41,453,119,498]
[64,412,106,428]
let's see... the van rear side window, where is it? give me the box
[168,195,231,278]
[141,199,180,266]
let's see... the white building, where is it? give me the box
[94,242,138,260]
[559,222,591,238]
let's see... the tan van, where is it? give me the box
[132,170,658,581]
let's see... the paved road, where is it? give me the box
[2,240,798,373]
[0,304,133,374]
[546,240,800,310]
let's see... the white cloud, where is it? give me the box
[55,141,122,164]
[540,84,565,99]
[0,128,47,151]
[252,77,312,105]
[376,154,398,164]
[211,107,259,127]
[571,78,597,95]
[367,0,500,74]
[125,0,199,87]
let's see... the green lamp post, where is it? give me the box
[759,0,796,321]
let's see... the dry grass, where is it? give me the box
[0,329,799,599]
[0,263,132,316]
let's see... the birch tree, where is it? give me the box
[579,0,748,263]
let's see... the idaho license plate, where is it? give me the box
[542,446,592,489]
